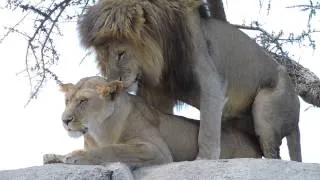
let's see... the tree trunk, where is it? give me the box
[271,53,320,107]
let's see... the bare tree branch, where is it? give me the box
[1,0,319,106]
[23,0,72,106]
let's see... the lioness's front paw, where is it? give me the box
[63,150,91,165]
[43,154,64,164]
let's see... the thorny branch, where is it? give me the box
[23,0,72,106]
[1,0,96,105]
[235,22,318,56]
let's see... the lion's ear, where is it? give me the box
[90,2,146,45]
[183,0,202,11]
[60,83,75,93]
[96,81,124,100]
[127,4,146,34]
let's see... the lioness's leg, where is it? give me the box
[43,154,64,164]
[220,126,262,159]
[62,142,173,168]
[252,87,300,161]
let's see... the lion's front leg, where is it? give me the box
[197,72,226,160]
[195,55,226,160]
[186,12,226,160]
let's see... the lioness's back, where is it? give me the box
[159,114,199,161]
[158,113,262,161]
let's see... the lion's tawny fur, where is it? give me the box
[78,0,301,161]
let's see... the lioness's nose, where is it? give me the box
[63,116,73,125]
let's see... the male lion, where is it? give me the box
[43,77,261,167]
[78,0,301,161]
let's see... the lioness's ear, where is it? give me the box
[96,81,124,100]
[60,83,75,93]
[107,81,124,100]
[96,85,109,96]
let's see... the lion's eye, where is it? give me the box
[118,51,125,62]
[79,98,88,105]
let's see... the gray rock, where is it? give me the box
[135,159,320,180]
[1,159,320,180]
[0,162,133,180]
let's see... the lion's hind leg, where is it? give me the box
[286,126,302,161]
[252,85,301,161]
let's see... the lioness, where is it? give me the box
[78,0,301,161]
[44,77,261,167]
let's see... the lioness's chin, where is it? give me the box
[67,129,87,138]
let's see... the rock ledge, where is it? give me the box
[1,159,320,180]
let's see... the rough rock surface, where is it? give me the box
[1,159,320,180]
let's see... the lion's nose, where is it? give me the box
[63,116,74,125]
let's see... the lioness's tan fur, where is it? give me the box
[44,77,261,167]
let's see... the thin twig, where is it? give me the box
[24,0,72,106]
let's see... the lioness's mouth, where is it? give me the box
[67,127,88,135]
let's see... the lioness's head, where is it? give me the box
[60,76,123,138]
[79,0,198,90]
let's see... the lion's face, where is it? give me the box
[94,38,165,92]
[95,42,141,91]
[60,77,120,138]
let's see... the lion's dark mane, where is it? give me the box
[78,0,200,100]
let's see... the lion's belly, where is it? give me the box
[179,86,254,116]
[223,88,255,116]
